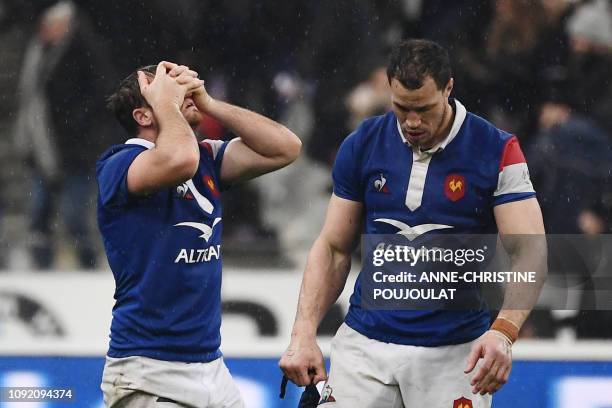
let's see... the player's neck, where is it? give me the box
[136,128,157,145]
[422,100,455,151]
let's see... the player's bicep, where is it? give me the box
[127,149,198,195]
[494,197,544,235]
[220,138,287,184]
[319,194,364,255]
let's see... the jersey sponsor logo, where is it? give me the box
[174,218,222,242]
[319,384,336,404]
[453,396,473,408]
[174,244,221,264]
[374,218,453,240]
[373,173,390,193]
[444,174,466,202]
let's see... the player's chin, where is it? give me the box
[409,134,431,147]
[185,111,203,127]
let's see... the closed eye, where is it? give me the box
[393,102,434,113]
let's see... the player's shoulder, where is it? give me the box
[340,112,396,152]
[198,139,227,161]
[97,142,146,169]
[95,140,152,189]
[463,110,516,154]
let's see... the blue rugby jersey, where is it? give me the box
[333,100,536,346]
[97,137,230,362]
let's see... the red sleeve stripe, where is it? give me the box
[499,136,527,171]
[199,141,214,158]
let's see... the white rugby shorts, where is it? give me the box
[101,355,244,408]
[319,323,492,407]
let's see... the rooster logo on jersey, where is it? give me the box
[449,179,463,192]
[453,397,473,408]
[444,174,466,202]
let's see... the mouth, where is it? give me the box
[405,130,427,140]
[184,99,196,109]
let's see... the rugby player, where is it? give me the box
[279,39,546,407]
[98,61,301,407]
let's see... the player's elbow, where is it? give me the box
[277,127,302,166]
[287,130,302,162]
[165,149,200,182]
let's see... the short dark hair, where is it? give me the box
[386,39,452,90]
[106,65,156,135]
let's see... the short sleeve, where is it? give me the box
[332,134,363,202]
[199,139,232,183]
[97,147,145,208]
[493,136,536,206]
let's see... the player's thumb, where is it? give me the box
[464,343,482,374]
[312,364,327,384]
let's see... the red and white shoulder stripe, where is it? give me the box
[494,136,535,196]
[199,139,225,160]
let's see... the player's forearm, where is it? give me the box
[292,237,352,339]
[203,98,301,165]
[152,102,200,178]
[496,235,547,338]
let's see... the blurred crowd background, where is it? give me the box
[0,0,611,339]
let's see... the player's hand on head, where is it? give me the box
[166,63,199,80]
[159,62,206,105]
[137,61,187,109]
[464,330,512,395]
[191,80,213,113]
[162,61,213,112]
[279,339,327,386]
[174,70,205,95]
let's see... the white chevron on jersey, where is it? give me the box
[374,218,453,240]
[174,218,222,242]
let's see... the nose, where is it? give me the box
[404,112,421,129]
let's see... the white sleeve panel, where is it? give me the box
[494,162,535,196]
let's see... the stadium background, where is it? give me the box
[0,0,611,406]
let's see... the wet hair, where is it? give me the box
[386,39,452,90]
[106,65,156,134]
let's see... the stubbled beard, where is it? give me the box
[185,111,203,127]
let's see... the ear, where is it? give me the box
[132,107,154,128]
[444,78,454,97]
